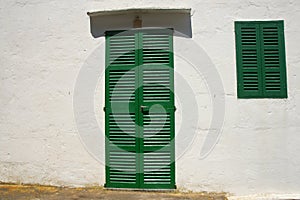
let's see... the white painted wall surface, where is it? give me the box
[1,0,300,196]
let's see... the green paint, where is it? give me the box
[104,29,175,189]
[235,21,287,98]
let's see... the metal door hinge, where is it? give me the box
[167,106,177,112]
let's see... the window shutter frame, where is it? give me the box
[235,20,288,98]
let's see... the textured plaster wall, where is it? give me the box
[0,0,300,196]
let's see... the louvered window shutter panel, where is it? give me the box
[260,21,287,98]
[235,22,263,98]
[235,21,287,98]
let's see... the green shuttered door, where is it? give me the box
[105,29,175,189]
[235,21,287,98]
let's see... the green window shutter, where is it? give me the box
[235,21,287,98]
[260,21,287,98]
[235,22,263,98]
[105,29,175,189]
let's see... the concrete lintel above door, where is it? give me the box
[87,8,192,38]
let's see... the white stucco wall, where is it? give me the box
[1,0,300,196]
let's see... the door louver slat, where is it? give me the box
[144,152,172,184]
[109,151,137,184]
[143,69,171,102]
[109,35,136,66]
[109,70,135,102]
[143,33,170,65]
[143,113,171,148]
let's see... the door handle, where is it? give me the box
[140,105,149,113]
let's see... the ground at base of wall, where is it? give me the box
[0,183,227,200]
[228,194,300,200]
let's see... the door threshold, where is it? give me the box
[104,187,176,192]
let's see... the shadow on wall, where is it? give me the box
[88,10,192,38]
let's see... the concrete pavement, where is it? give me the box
[0,184,227,200]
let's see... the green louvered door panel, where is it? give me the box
[235,21,287,98]
[105,31,140,188]
[139,30,175,189]
[235,23,263,98]
[260,22,287,98]
[105,29,175,189]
